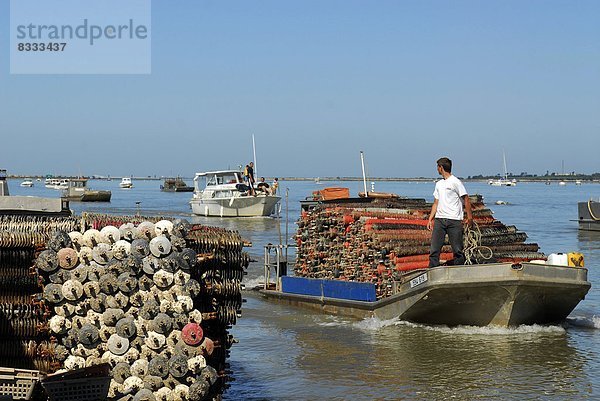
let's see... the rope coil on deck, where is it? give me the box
[463,222,493,265]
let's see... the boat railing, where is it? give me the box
[263,244,295,291]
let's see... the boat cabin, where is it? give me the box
[63,179,87,198]
[193,170,244,191]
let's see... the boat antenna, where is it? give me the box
[252,134,258,178]
[360,151,368,197]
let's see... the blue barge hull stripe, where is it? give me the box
[281,276,376,302]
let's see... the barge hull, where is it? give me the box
[190,195,280,217]
[259,263,590,327]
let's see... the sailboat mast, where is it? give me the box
[360,151,368,196]
[503,151,508,180]
[252,134,257,178]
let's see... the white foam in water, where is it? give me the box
[352,317,565,335]
[353,316,401,331]
[316,316,350,327]
[241,276,266,290]
[411,322,566,336]
[565,315,600,329]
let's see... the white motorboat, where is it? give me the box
[45,178,69,190]
[44,178,59,189]
[20,179,34,187]
[120,177,133,188]
[488,178,516,186]
[488,151,516,186]
[190,170,281,217]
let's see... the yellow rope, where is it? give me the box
[587,200,600,221]
[463,221,493,265]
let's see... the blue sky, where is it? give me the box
[1,0,598,178]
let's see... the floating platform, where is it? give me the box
[258,262,590,327]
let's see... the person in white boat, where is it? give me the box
[427,157,473,267]
[256,177,270,194]
[271,178,279,195]
[246,162,256,195]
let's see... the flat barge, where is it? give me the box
[258,190,591,327]
[259,262,590,326]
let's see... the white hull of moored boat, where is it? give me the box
[190,195,280,217]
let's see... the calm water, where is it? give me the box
[9,179,600,400]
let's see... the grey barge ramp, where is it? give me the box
[258,262,590,327]
[0,196,71,216]
[0,169,71,216]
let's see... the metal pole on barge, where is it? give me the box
[285,187,289,259]
[360,151,368,197]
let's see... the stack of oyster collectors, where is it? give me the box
[0,216,79,371]
[295,195,546,299]
[34,214,248,401]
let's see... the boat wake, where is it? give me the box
[352,316,401,331]
[242,276,265,289]
[403,321,566,335]
[351,316,565,335]
[565,315,600,329]
[316,316,352,327]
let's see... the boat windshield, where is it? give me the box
[207,173,240,186]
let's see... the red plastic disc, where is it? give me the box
[181,323,204,346]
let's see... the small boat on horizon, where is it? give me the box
[488,152,516,186]
[45,178,69,190]
[20,179,34,187]
[62,178,111,202]
[120,177,133,189]
[161,177,194,192]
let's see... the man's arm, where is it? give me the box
[427,199,438,231]
[462,195,473,227]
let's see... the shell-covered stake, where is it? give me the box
[34,217,248,400]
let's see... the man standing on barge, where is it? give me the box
[427,157,473,267]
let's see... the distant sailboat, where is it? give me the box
[488,151,516,186]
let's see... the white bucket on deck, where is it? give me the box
[547,253,568,266]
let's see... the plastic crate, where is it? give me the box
[41,376,111,401]
[40,364,111,401]
[0,367,41,400]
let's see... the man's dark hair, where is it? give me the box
[437,157,452,173]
